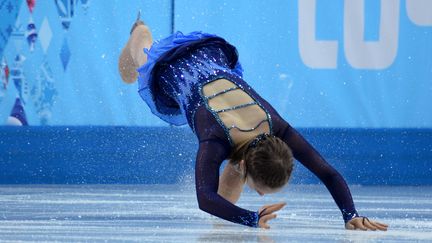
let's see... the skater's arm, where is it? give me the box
[195,139,259,227]
[218,162,245,204]
[193,106,283,228]
[278,120,359,222]
[195,140,284,229]
[278,120,388,230]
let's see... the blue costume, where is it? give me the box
[137,31,359,227]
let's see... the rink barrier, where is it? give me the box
[0,127,431,185]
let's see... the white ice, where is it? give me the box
[0,184,431,242]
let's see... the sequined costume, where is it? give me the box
[137,31,359,227]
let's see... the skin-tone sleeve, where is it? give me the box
[278,121,359,222]
[195,139,259,227]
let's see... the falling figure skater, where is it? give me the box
[118,12,388,230]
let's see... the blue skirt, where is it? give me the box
[136,31,243,126]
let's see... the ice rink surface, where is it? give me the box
[0,184,431,242]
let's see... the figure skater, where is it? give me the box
[118,13,388,231]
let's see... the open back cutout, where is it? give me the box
[202,79,271,146]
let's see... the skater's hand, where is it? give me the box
[345,217,388,231]
[258,202,286,229]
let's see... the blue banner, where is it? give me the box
[0,0,431,128]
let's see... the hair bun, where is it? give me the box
[247,133,275,151]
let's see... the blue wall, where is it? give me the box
[0,1,431,185]
[1,127,431,185]
[0,0,431,127]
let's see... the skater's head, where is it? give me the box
[230,134,294,195]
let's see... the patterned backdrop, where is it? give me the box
[1,0,90,125]
[0,0,431,127]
